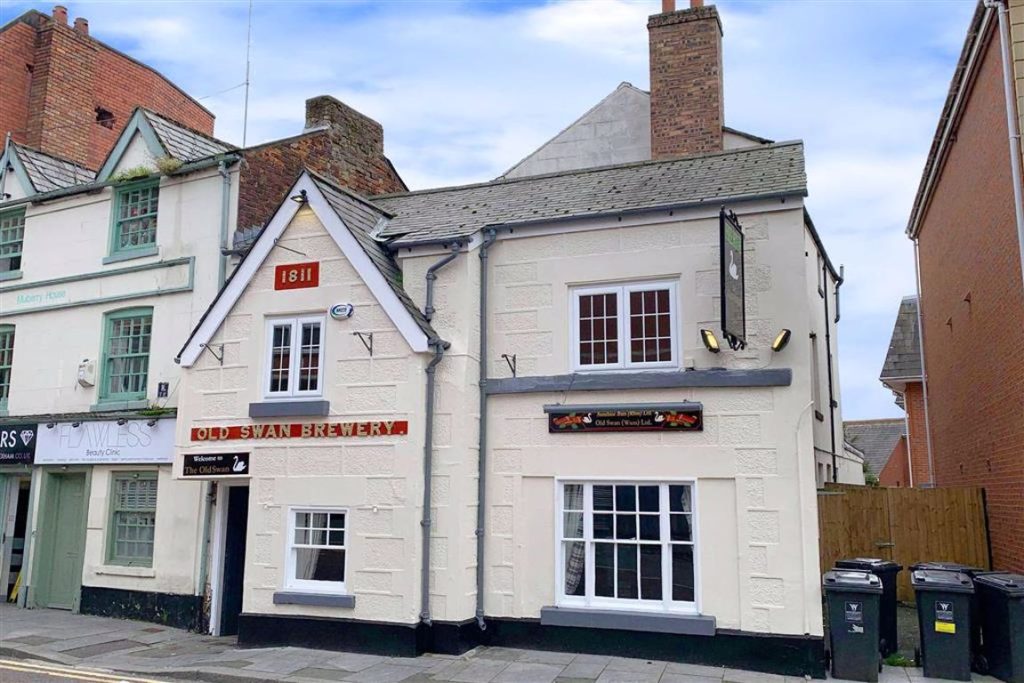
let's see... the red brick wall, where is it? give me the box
[916,32,1024,572]
[879,436,910,488]
[0,21,36,150]
[903,383,932,487]
[648,5,723,158]
[1,11,213,169]
[237,96,406,230]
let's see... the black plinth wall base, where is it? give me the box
[238,613,827,678]
[79,586,203,632]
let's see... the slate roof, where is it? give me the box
[13,143,95,192]
[143,110,236,163]
[880,295,922,383]
[309,172,436,341]
[844,419,906,476]
[372,140,807,246]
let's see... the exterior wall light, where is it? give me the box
[700,329,721,353]
[117,418,128,426]
[71,422,81,428]
[771,328,792,352]
[290,189,308,204]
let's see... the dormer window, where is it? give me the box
[571,281,678,371]
[265,316,325,399]
[111,180,159,256]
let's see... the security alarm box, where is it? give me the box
[77,359,96,387]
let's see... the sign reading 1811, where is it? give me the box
[719,208,746,350]
[275,261,320,290]
[546,403,702,433]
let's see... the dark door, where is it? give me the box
[219,486,249,636]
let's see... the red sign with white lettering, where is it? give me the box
[275,262,319,290]
[191,421,409,442]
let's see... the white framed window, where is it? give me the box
[264,316,325,398]
[285,508,347,593]
[571,281,678,371]
[558,481,697,614]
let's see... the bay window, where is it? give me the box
[265,316,324,398]
[559,482,696,612]
[572,281,678,370]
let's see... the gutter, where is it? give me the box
[419,244,461,625]
[475,228,498,630]
[985,0,1024,291]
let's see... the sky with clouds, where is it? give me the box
[4,0,978,420]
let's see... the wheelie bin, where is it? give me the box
[911,561,988,669]
[912,569,975,681]
[824,570,883,682]
[836,558,902,656]
[974,573,1024,683]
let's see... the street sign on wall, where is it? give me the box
[720,208,747,350]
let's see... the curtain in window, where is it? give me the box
[563,485,585,595]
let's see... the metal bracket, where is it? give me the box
[501,353,517,378]
[353,331,374,356]
[200,343,224,365]
[273,237,307,258]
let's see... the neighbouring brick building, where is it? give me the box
[0,5,214,170]
[906,1,1024,572]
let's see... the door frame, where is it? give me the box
[208,480,249,636]
[30,468,90,611]
[0,472,32,603]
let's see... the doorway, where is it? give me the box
[34,472,88,610]
[1,476,32,602]
[217,485,249,636]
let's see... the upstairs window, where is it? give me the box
[112,181,159,254]
[265,316,324,398]
[572,281,677,370]
[0,325,14,410]
[0,209,25,275]
[100,308,153,402]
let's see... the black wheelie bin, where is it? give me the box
[836,558,902,656]
[824,570,883,682]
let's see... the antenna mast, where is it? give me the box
[242,0,254,147]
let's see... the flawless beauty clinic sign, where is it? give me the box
[36,419,174,465]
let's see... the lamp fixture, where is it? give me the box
[147,419,158,427]
[771,328,792,353]
[117,417,128,426]
[699,329,721,354]
[46,422,55,429]
[290,189,308,204]
[71,422,81,428]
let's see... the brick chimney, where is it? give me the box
[73,17,89,35]
[52,5,68,25]
[648,0,724,158]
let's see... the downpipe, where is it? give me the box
[475,228,498,631]
[217,161,232,285]
[912,239,935,485]
[823,264,841,481]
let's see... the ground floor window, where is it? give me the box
[559,482,696,612]
[108,473,158,566]
[286,509,347,593]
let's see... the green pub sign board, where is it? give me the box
[720,208,747,350]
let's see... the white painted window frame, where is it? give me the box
[570,280,679,372]
[284,506,348,594]
[263,315,325,399]
[554,479,699,615]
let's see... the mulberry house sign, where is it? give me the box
[191,420,409,441]
[544,403,703,433]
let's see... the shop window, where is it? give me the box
[108,473,158,566]
[0,325,14,410]
[559,482,696,612]
[0,208,25,275]
[264,316,324,398]
[571,281,678,371]
[99,308,153,403]
[111,180,159,255]
[286,509,347,593]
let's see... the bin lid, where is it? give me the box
[836,558,902,571]
[823,570,883,593]
[910,561,981,575]
[911,570,975,593]
[974,573,1024,597]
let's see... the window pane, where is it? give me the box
[672,545,695,602]
[640,545,663,600]
[617,544,638,599]
[595,543,614,597]
[295,548,345,582]
[298,322,321,392]
[639,515,660,541]
[615,485,636,512]
[615,514,636,540]
[115,185,159,251]
[270,324,292,393]
[594,514,613,539]
[669,485,692,512]
[0,328,14,403]
[670,514,692,542]
[295,512,310,528]
[593,485,613,511]
[328,530,345,546]
[638,486,659,512]
[628,287,672,363]
[328,513,345,529]
[563,512,583,539]
[105,313,152,399]
[563,484,583,510]
[563,541,586,596]
[577,292,618,366]
[294,528,309,545]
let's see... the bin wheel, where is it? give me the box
[914,647,921,667]
[975,655,989,675]
[824,648,832,671]
[878,656,883,673]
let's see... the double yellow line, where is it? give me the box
[0,658,169,682]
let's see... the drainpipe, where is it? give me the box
[419,244,460,625]
[912,240,936,485]
[475,228,498,631]
[823,263,840,481]
[217,161,232,285]
[986,0,1024,292]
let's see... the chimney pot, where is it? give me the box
[662,0,676,12]
[690,0,704,7]
[52,5,68,25]
[73,17,89,35]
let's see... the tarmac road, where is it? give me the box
[0,659,172,682]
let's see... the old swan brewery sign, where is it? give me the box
[191,420,409,441]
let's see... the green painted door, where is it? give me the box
[41,473,86,610]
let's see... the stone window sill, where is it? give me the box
[273,591,354,608]
[0,270,23,282]
[540,606,716,636]
[103,245,159,265]
[249,400,330,418]
[95,565,156,578]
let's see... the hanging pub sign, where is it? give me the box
[0,424,37,465]
[545,403,702,434]
[720,208,747,350]
[275,261,320,291]
[182,452,250,478]
[191,420,409,441]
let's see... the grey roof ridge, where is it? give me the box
[304,167,396,220]
[844,417,906,425]
[496,81,650,179]
[139,108,239,151]
[901,293,919,302]
[374,139,806,201]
